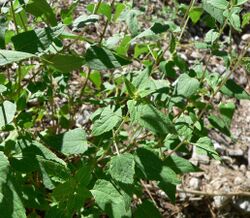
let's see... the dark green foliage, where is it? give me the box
[0,0,249,217]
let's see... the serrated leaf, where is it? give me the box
[92,107,122,136]
[11,139,66,173]
[0,50,35,66]
[202,0,225,24]
[85,45,131,70]
[127,101,175,135]
[11,24,65,54]
[223,7,241,31]
[38,157,71,189]
[221,79,250,99]
[0,100,16,128]
[52,165,92,217]
[176,74,200,97]
[91,179,130,218]
[207,0,229,10]
[109,153,135,184]
[195,137,220,159]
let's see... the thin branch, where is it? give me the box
[177,188,250,197]
[140,180,158,206]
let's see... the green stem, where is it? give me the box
[10,0,19,34]
[178,0,196,42]
[99,0,116,44]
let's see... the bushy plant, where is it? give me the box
[0,0,250,217]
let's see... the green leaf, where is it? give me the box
[52,165,92,217]
[38,157,71,190]
[0,152,9,192]
[85,45,131,70]
[236,0,248,5]
[45,128,88,156]
[11,139,66,173]
[202,0,225,24]
[220,79,250,100]
[0,179,26,218]
[73,14,99,30]
[0,50,35,66]
[204,29,220,44]
[164,155,200,174]
[114,3,126,21]
[21,185,49,210]
[176,74,200,97]
[208,114,231,136]
[44,54,85,73]
[223,7,241,31]
[127,101,175,135]
[159,60,176,78]
[195,137,220,159]
[0,101,16,128]
[87,3,112,21]
[109,153,135,184]
[0,85,7,93]
[124,77,137,98]
[133,22,169,41]
[189,7,204,24]
[25,0,57,26]
[242,12,250,27]
[120,9,140,37]
[62,128,88,155]
[134,200,161,218]
[92,106,122,136]
[219,102,235,126]
[175,114,193,140]
[135,148,180,185]
[0,154,26,217]
[206,0,229,10]
[158,181,176,203]
[91,179,130,218]
[11,24,65,54]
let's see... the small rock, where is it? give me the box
[217,65,226,74]
[246,171,250,179]
[189,178,201,190]
[213,140,225,153]
[228,149,244,157]
[190,51,199,59]
[213,196,229,208]
[191,147,210,164]
[240,164,247,172]
[242,34,250,41]
[234,176,243,185]
[233,198,250,213]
